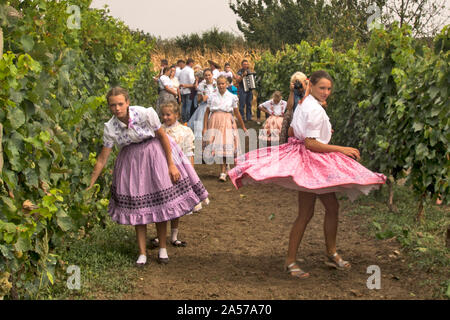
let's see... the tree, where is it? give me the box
[380,0,450,38]
[229,0,374,51]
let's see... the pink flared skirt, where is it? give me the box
[258,115,284,142]
[204,111,241,161]
[228,137,386,201]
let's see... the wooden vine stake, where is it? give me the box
[386,176,398,213]
[416,193,426,223]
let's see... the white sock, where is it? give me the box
[159,248,168,259]
[136,254,147,264]
[171,228,178,242]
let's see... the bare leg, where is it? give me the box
[171,218,179,230]
[155,221,167,249]
[135,225,147,256]
[285,191,316,266]
[318,193,350,269]
[318,193,339,255]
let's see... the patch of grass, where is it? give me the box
[345,184,450,299]
[50,222,140,300]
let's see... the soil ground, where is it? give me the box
[115,121,438,300]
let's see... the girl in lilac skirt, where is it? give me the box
[228,71,386,278]
[87,87,208,266]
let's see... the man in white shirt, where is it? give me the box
[178,58,196,122]
[175,59,185,79]
[208,60,221,79]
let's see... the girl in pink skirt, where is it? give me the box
[258,91,287,145]
[228,71,386,278]
[87,87,208,266]
[202,75,248,181]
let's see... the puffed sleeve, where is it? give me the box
[182,126,195,157]
[103,123,115,148]
[304,108,325,139]
[259,100,271,110]
[232,94,238,109]
[145,107,162,132]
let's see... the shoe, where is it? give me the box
[193,203,202,212]
[284,262,309,279]
[324,252,351,270]
[149,237,159,249]
[171,239,187,247]
[157,255,169,264]
[136,255,147,266]
[219,173,227,182]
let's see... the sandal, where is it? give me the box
[149,237,159,249]
[171,239,187,247]
[325,252,351,270]
[219,173,227,182]
[284,262,310,279]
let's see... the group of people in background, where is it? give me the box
[88,57,387,280]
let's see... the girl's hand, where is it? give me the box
[168,164,181,183]
[289,82,295,92]
[340,147,360,161]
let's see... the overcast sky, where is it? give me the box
[90,0,241,39]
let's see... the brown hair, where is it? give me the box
[106,87,129,104]
[160,100,181,116]
[272,91,282,100]
[309,70,333,86]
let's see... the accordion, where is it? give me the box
[242,72,256,92]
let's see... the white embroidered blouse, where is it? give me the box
[103,106,161,148]
[290,95,332,144]
[258,99,287,116]
[197,80,218,101]
[162,121,195,157]
[207,90,238,113]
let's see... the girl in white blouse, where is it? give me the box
[229,71,386,278]
[156,67,178,116]
[87,87,209,266]
[258,91,287,145]
[202,75,248,181]
[188,68,217,139]
[147,101,210,249]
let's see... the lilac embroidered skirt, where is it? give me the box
[108,137,209,225]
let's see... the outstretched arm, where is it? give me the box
[87,146,113,190]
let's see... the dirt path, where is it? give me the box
[119,163,434,300]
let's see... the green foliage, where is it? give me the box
[348,184,450,298]
[159,28,247,54]
[255,23,449,207]
[230,0,372,52]
[0,0,156,299]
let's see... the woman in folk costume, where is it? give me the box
[258,91,287,145]
[202,75,248,181]
[88,87,208,266]
[228,71,386,278]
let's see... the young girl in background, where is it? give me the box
[203,75,247,181]
[228,71,386,278]
[149,101,210,249]
[87,87,209,266]
[188,68,217,140]
[258,91,287,145]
